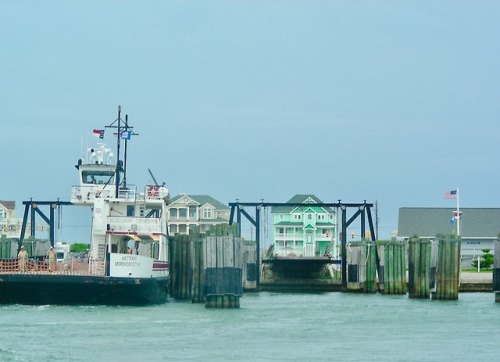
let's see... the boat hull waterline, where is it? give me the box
[0,274,169,305]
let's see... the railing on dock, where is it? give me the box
[0,257,105,276]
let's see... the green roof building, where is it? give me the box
[271,194,337,258]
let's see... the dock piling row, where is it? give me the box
[431,236,461,300]
[408,237,431,299]
[493,237,500,303]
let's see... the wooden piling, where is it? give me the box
[431,235,461,300]
[380,241,406,295]
[493,237,500,303]
[204,225,242,308]
[241,240,257,291]
[408,237,431,299]
[365,240,377,293]
[346,242,363,291]
[169,234,193,300]
[345,241,377,293]
[191,234,205,303]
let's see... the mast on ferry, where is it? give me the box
[105,105,138,198]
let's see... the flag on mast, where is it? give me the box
[92,129,105,139]
[444,190,457,199]
[444,188,460,236]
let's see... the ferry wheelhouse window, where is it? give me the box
[82,170,115,184]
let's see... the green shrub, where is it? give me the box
[471,249,494,269]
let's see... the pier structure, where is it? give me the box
[228,200,377,290]
[18,199,73,253]
[169,224,243,308]
[431,235,461,300]
[408,237,432,299]
[493,237,500,302]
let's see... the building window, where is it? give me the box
[308,214,312,220]
[277,227,284,234]
[179,208,187,218]
[179,224,187,233]
[170,209,177,218]
[294,214,301,220]
[203,208,212,219]
[170,224,178,234]
[189,206,197,218]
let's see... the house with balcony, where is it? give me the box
[271,194,337,258]
[0,200,23,239]
[167,194,230,235]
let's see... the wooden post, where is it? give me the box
[346,242,363,291]
[408,237,431,299]
[381,241,406,295]
[191,234,205,303]
[365,240,377,293]
[169,234,194,300]
[345,240,377,293]
[204,228,243,308]
[432,235,461,300]
[493,236,500,303]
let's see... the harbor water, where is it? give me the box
[0,292,499,361]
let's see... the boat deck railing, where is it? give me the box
[0,258,106,276]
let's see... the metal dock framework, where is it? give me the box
[228,200,377,290]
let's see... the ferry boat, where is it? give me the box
[0,107,170,305]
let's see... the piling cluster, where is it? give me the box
[342,235,470,301]
[493,237,500,303]
[408,237,431,298]
[431,236,461,300]
[169,224,244,308]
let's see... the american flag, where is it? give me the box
[444,190,457,199]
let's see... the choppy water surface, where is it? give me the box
[0,292,499,361]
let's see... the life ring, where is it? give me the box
[147,185,159,197]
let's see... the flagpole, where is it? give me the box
[456,187,460,236]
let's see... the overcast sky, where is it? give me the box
[1,1,499,243]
